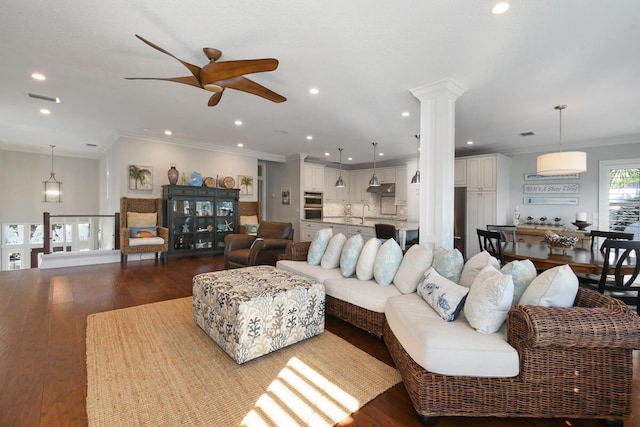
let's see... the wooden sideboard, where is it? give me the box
[515,225,591,249]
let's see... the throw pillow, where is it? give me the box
[321,233,347,270]
[518,264,578,307]
[373,239,404,285]
[459,251,501,288]
[464,264,514,334]
[431,247,464,284]
[246,224,259,235]
[501,259,537,306]
[356,238,382,281]
[127,212,157,228]
[393,245,434,294]
[340,234,364,277]
[307,228,333,266]
[240,215,259,225]
[130,226,158,238]
[417,267,469,321]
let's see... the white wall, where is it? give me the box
[265,155,302,238]
[507,142,640,230]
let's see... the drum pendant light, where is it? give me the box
[536,105,586,175]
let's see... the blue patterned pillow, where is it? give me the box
[501,259,537,306]
[417,267,469,321]
[307,228,333,266]
[130,226,158,238]
[340,234,364,277]
[432,248,464,283]
[373,239,403,285]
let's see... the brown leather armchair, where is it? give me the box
[224,221,294,269]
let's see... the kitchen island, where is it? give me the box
[300,217,419,250]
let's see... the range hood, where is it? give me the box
[366,183,395,193]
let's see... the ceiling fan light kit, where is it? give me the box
[536,105,587,176]
[126,35,286,107]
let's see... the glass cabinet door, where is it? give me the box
[170,199,195,251]
[194,200,215,250]
[214,199,235,250]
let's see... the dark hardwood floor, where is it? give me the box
[0,256,638,426]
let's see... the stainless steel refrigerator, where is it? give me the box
[454,187,466,258]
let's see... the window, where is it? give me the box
[599,159,640,239]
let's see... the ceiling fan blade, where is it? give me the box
[207,91,223,107]
[222,76,286,103]
[125,76,201,89]
[203,48,222,61]
[200,58,279,85]
[134,35,202,81]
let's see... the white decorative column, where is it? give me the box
[410,79,465,249]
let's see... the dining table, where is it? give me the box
[501,242,634,276]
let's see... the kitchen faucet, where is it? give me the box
[361,203,370,224]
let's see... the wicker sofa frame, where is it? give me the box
[385,287,640,425]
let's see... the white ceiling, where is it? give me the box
[1,1,639,165]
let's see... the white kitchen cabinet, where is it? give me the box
[394,166,407,205]
[463,154,511,257]
[347,224,376,240]
[348,169,371,203]
[327,224,347,236]
[378,167,396,183]
[299,220,325,241]
[324,168,348,202]
[304,163,325,192]
[455,158,467,187]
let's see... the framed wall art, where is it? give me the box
[281,188,291,205]
[128,165,153,190]
[524,172,580,181]
[524,183,579,194]
[523,197,579,205]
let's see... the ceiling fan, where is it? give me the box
[125,35,286,107]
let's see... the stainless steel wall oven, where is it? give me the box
[303,191,323,219]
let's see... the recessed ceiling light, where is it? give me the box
[237,143,244,147]
[324,152,330,156]
[401,111,410,117]
[31,73,46,81]
[40,108,50,115]
[347,157,353,161]
[467,140,474,145]
[306,135,313,140]
[491,2,510,15]
[234,120,243,126]
[379,152,384,156]
[309,88,319,95]
[164,130,172,136]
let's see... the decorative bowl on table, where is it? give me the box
[543,230,579,255]
[571,221,592,231]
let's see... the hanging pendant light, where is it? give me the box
[536,105,586,175]
[368,142,380,186]
[335,147,345,188]
[411,134,421,184]
[43,145,63,202]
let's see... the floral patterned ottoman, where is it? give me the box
[192,265,325,364]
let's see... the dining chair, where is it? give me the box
[596,239,640,314]
[589,230,634,252]
[487,225,517,243]
[477,228,505,265]
[375,223,397,243]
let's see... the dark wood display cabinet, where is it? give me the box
[162,185,239,256]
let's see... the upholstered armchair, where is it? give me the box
[120,197,169,263]
[238,201,261,234]
[224,221,294,269]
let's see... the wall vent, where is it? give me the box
[520,131,536,137]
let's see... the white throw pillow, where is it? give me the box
[518,264,578,307]
[393,245,434,294]
[464,264,514,334]
[373,239,403,285]
[501,259,538,306]
[417,267,469,321]
[459,251,501,288]
[127,212,157,228]
[356,238,382,281]
[307,228,333,266]
[340,234,364,277]
[321,233,347,270]
[240,215,259,225]
[431,247,464,284]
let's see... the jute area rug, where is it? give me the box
[86,297,401,427]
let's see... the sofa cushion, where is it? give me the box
[518,264,578,307]
[393,244,433,294]
[459,251,500,288]
[501,259,537,306]
[307,228,333,266]
[339,234,364,277]
[321,233,347,269]
[385,293,519,377]
[373,239,403,285]
[464,265,514,334]
[276,260,344,282]
[431,247,464,283]
[416,267,469,321]
[356,238,381,281]
[127,212,157,227]
[128,237,165,246]
[324,277,401,313]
